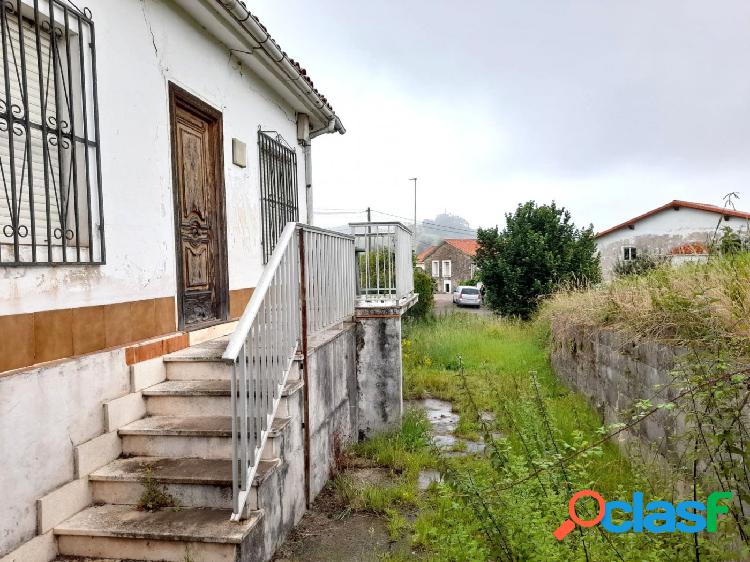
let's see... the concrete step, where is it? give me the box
[143,380,230,416]
[262,416,292,460]
[119,415,291,459]
[163,337,231,381]
[143,378,303,417]
[54,504,262,562]
[164,338,303,382]
[90,456,281,511]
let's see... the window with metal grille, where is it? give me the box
[258,130,298,263]
[0,1,104,265]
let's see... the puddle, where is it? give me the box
[410,398,459,434]
[407,398,486,457]
[417,469,443,490]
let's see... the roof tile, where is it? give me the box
[596,200,750,238]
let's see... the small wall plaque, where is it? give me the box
[232,138,247,168]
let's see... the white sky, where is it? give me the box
[252,0,750,232]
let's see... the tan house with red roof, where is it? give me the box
[420,239,479,293]
[595,200,750,278]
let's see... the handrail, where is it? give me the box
[222,221,301,520]
[348,221,413,234]
[223,222,299,363]
[222,221,357,520]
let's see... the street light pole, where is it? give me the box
[409,177,417,250]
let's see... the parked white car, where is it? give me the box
[452,286,482,307]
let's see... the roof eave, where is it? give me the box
[176,0,345,135]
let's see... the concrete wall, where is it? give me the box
[1,0,306,316]
[306,324,358,501]
[0,312,408,559]
[596,207,744,279]
[355,307,405,440]
[0,350,130,557]
[549,319,687,457]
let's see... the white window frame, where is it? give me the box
[431,260,440,277]
[623,246,637,261]
[442,259,452,278]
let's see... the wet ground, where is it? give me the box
[273,464,413,562]
[274,398,486,561]
[406,398,487,456]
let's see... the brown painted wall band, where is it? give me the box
[0,288,254,374]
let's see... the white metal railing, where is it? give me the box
[300,225,356,334]
[222,222,358,520]
[350,222,415,306]
[222,222,300,521]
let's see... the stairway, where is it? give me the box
[53,335,306,562]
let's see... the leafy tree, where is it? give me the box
[407,267,435,320]
[475,201,600,318]
[717,226,748,255]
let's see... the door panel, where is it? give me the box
[169,84,227,330]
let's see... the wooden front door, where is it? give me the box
[169,84,228,330]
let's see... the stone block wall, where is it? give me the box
[550,319,688,457]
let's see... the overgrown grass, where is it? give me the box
[398,314,732,561]
[333,311,741,560]
[538,254,750,355]
[328,408,434,518]
[403,315,632,492]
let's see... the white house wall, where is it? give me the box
[596,207,744,278]
[0,348,130,557]
[0,0,306,316]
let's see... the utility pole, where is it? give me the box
[409,178,417,251]
[366,207,371,222]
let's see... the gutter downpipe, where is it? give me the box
[215,2,347,506]
[304,119,336,225]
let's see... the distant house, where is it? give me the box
[596,200,750,278]
[416,246,436,271]
[422,239,479,293]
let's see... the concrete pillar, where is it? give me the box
[354,300,413,439]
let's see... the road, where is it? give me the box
[433,292,492,317]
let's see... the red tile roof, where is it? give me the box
[416,246,436,262]
[670,242,708,255]
[596,200,750,238]
[235,9,335,114]
[444,239,479,257]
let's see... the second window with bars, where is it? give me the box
[258,130,298,263]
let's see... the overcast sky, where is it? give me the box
[253,0,750,233]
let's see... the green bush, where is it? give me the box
[475,201,601,319]
[407,267,434,320]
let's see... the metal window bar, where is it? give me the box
[350,221,414,305]
[0,1,103,265]
[258,130,298,264]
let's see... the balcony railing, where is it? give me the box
[350,221,414,306]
